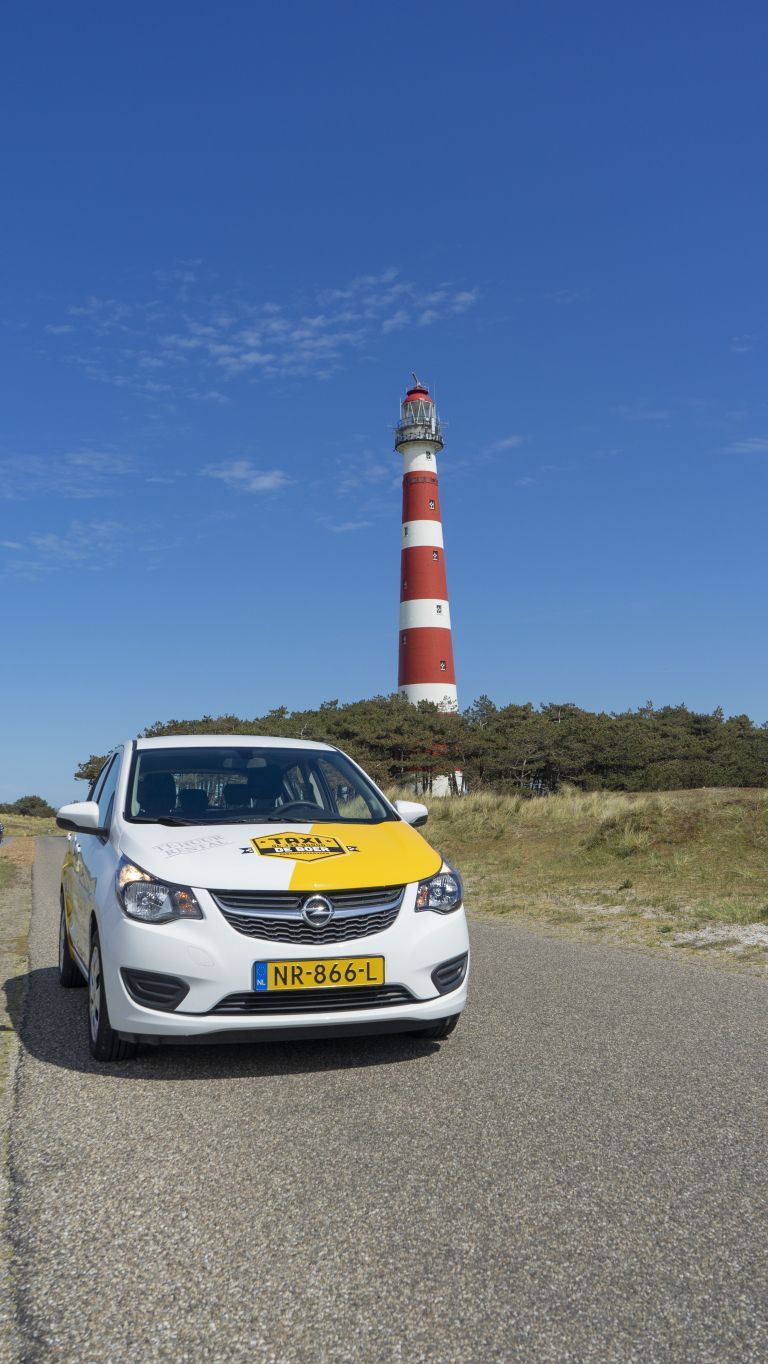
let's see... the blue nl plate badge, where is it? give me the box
[254,962,268,992]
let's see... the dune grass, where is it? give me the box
[0,812,60,839]
[398,786,768,964]
[1,791,765,964]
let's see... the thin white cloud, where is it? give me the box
[486,435,525,453]
[318,268,400,305]
[723,436,768,454]
[446,433,528,480]
[28,521,123,562]
[188,389,230,404]
[335,449,395,496]
[39,266,481,392]
[730,334,758,354]
[449,289,479,312]
[328,520,373,533]
[202,460,292,493]
[1,519,126,579]
[154,267,199,284]
[0,449,133,500]
[381,310,409,334]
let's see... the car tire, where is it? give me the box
[58,899,85,988]
[413,1014,460,1041]
[88,928,138,1062]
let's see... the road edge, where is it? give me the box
[0,841,35,1363]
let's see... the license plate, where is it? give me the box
[253,956,385,992]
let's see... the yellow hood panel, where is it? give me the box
[249,821,442,891]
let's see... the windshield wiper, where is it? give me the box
[220,816,314,824]
[227,814,384,825]
[129,816,198,826]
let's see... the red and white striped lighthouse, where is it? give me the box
[396,375,458,711]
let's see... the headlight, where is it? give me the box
[415,866,463,914]
[116,857,203,923]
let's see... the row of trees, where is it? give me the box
[74,695,768,793]
[0,795,56,817]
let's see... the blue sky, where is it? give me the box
[1,0,767,804]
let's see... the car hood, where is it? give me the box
[118,819,443,892]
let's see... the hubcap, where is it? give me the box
[89,943,101,1042]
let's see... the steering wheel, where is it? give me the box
[273,801,326,818]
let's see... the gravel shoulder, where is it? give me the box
[0,839,36,1364]
[4,836,768,1362]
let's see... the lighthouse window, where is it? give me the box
[403,526,408,537]
[440,660,447,672]
[432,550,439,561]
[436,604,442,615]
[401,634,407,645]
[426,452,432,460]
[428,499,435,510]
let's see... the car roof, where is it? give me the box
[131,734,335,752]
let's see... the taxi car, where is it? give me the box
[57,736,469,1060]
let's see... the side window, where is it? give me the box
[96,755,121,830]
[89,759,112,804]
[317,758,371,820]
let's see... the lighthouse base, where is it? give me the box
[407,769,466,798]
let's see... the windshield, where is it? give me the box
[124,746,395,825]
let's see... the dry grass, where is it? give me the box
[398,786,768,969]
[0,839,37,868]
[0,812,60,839]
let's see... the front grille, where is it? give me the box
[214,886,404,912]
[211,886,404,943]
[206,984,415,1015]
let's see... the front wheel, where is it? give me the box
[88,930,137,1062]
[58,901,85,988]
[413,1014,460,1041]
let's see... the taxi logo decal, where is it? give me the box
[250,834,349,863]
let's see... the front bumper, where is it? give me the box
[100,883,469,1040]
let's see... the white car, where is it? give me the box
[57,736,469,1061]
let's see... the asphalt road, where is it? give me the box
[5,837,768,1362]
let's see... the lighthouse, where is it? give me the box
[396,375,458,711]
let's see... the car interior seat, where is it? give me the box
[137,772,177,818]
[177,788,209,817]
[246,765,285,816]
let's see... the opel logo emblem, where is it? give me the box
[301,894,334,928]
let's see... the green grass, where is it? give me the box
[395,786,768,960]
[0,812,60,838]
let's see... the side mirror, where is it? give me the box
[394,799,429,828]
[56,800,107,836]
